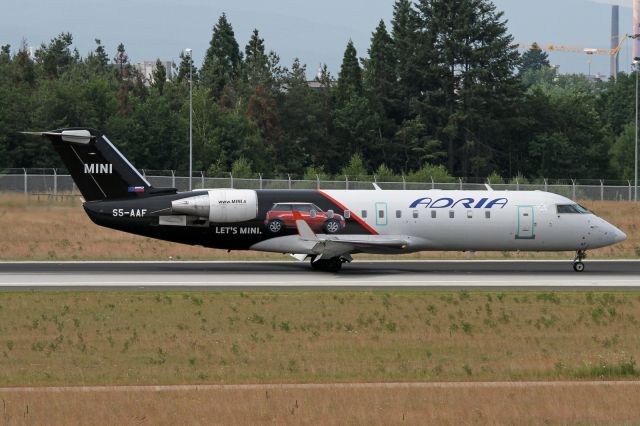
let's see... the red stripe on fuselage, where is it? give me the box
[317,190,378,235]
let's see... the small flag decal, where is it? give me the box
[128,186,145,193]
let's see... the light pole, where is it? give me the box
[633,58,639,201]
[185,48,193,191]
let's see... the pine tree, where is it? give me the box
[200,13,242,97]
[391,0,420,116]
[519,42,550,74]
[336,40,363,101]
[114,42,130,79]
[364,20,395,113]
[176,50,197,84]
[244,29,270,86]
[413,0,523,176]
[87,38,109,73]
[34,32,76,79]
[151,59,167,95]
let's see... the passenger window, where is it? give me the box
[361,210,367,219]
[467,210,473,219]
[485,211,491,219]
[449,211,454,219]
[413,210,419,219]
[396,210,402,218]
[343,210,351,219]
[378,209,385,219]
[431,210,436,219]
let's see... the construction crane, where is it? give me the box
[517,34,631,56]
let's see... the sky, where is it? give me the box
[0,0,635,78]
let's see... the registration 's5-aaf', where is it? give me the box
[32,128,627,272]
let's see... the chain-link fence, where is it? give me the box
[0,168,635,201]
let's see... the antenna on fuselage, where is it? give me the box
[484,183,494,191]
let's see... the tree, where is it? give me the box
[519,42,550,75]
[87,38,109,74]
[412,0,524,176]
[336,40,363,101]
[200,13,242,98]
[34,32,76,79]
[176,50,198,84]
[151,59,167,95]
[244,29,271,87]
[114,42,130,79]
[341,153,368,179]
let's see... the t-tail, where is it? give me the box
[26,128,154,201]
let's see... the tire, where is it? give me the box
[267,219,284,234]
[311,258,342,273]
[573,261,585,272]
[324,218,341,234]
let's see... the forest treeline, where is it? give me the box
[0,0,637,181]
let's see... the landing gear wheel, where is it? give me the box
[267,219,284,234]
[573,250,587,273]
[324,218,341,234]
[310,257,343,272]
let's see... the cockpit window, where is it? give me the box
[557,204,589,214]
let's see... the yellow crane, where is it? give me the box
[517,34,631,56]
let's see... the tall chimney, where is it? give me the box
[634,0,640,60]
[611,5,619,77]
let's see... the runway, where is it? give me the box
[0,260,640,290]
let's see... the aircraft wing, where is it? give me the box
[291,210,409,259]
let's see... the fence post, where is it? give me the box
[459,177,463,190]
[200,171,204,189]
[402,175,406,190]
[142,169,146,178]
[600,180,604,201]
[544,178,548,193]
[516,177,519,192]
[629,180,632,201]
[316,174,320,190]
[171,170,175,188]
[23,168,27,194]
[229,172,233,189]
[346,176,349,190]
[431,177,434,189]
[259,173,263,190]
[53,168,57,195]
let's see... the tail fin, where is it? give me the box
[33,128,153,201]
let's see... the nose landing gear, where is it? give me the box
[573,250,586,272]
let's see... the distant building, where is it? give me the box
[135,60,174,84]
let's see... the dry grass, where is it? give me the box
[2,383,640,425]
[1,291,640,386]
[0,193,637,260]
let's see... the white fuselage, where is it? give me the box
[320,189,626,252]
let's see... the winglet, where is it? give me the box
[292,210,318,241]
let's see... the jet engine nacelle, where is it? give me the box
[171,189,258,223]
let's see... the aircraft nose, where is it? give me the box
[613,226,627,243]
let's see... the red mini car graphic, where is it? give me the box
[264,203,346,234]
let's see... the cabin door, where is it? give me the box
[516,206,535,239]
[375,202,388,226]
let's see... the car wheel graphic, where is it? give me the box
[267,219,284,234]
[324,218,341,234]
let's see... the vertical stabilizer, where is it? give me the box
[37,128,152,201]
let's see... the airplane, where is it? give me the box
[26,128,627,272]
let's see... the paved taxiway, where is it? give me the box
[0,260,639,290]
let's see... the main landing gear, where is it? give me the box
[310,257,345,273]
[573,250,586,272]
